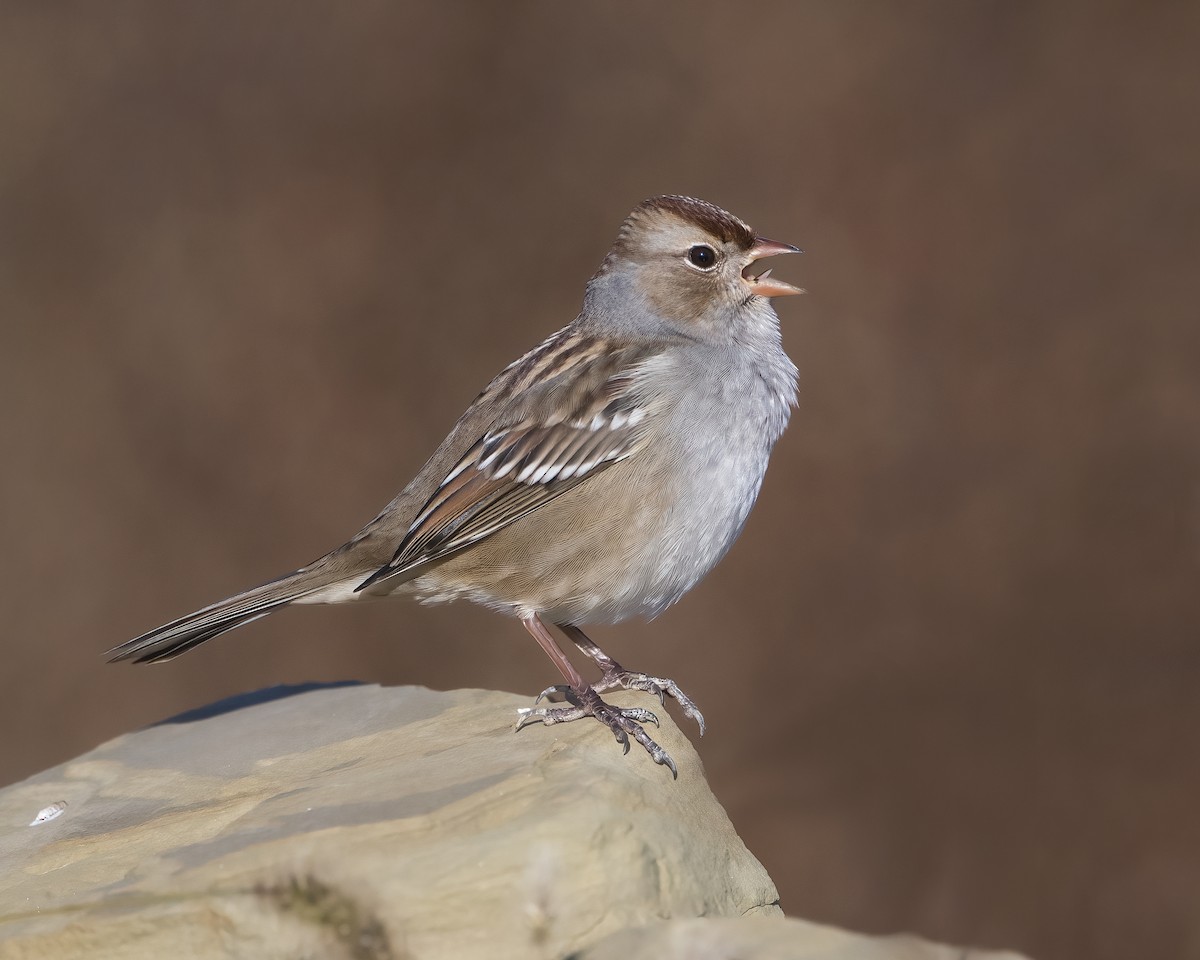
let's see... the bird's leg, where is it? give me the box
[558,624,705,735]
[515,614,677,777]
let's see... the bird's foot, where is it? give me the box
[534,669,704,735]
[516,685,677,778]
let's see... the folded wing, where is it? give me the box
[356,341,659,592]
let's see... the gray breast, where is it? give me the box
[593,338,797,622]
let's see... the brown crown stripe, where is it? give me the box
[636,195,755,248]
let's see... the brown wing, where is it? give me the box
[354,343,657,592]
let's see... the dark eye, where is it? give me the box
[686,244,717,270]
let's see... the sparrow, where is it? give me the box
[108,195,803,777]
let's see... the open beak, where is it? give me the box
[742,237,804,298]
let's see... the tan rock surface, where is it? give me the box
[0,684,777,959]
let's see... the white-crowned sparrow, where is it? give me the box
[109,195,803,776]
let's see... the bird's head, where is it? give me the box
[586,195,802,340]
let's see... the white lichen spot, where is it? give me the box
[29,801,67,826]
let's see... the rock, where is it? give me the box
[0,683,778,959]
[578,917,1031,960]
[0,684,1029,960]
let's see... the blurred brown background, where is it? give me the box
[2,3,1198,958]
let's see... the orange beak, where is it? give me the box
[743,237,804,298]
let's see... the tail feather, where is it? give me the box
[107,570,322,664]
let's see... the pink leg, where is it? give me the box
[521,614,585,689]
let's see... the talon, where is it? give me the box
[619,706,659,727]
[535,684,569,705]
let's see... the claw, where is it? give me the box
[630,725,677,779]
[534,684,570,705]
[618,706,660,727]
[514,707,547,732]
[515,701,586,731]
[514,710,536,732]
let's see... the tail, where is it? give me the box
[107,568,330,665]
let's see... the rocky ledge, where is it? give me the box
[0,683,1027,959]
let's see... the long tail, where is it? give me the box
[107,568,332,665]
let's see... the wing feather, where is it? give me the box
[355,344,660,592]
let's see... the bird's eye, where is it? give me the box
[686,244,718,270]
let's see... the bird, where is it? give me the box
[108,195,803,777]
